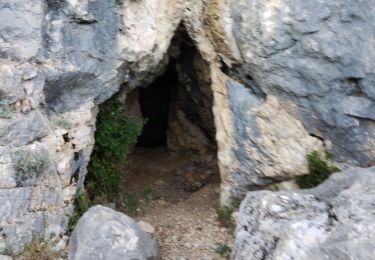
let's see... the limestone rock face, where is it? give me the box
[213,0,375,202]
[0,0,183,254]
[68,206,159,260]
[0,0,374,253]
[233,167,375,259]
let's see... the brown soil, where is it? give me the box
[117,147,234,259]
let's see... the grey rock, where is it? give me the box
[0,187,32,221]
[233,167,375,260]
[229,0,375,166]
[0,213,45,254]
[0,111,49,146]
[0,256,12,260]
[1,0,375,253]
[0,0,183,254]
[220,80,322,201]
[213,0,375,203]
[68,205,159,260]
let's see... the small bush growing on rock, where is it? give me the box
[217,206,233,222]
[217,198,240,226]
[68,191,91,233]
[13,150,50,186]
[0,99,13,119]
[85,96,144,198]
[296,151,340,189]
[215,243,232,257]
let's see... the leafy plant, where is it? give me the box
[68,191,91,233]
[217,199,241,226]
[54,118,72,129]
[0,99,12,119]
[13,150,50,186]
[85,96,145,198]
[217,206,234,222]
[215,243,232,257]
[123,188,154,215]
[295,151,340,189]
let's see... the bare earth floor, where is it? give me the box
[119,147,233,259]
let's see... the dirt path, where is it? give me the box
[118,147,234,259]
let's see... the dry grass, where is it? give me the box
[20,237,63,260]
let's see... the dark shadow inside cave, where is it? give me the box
[120,27,220,203]
[136,63,177,148]
[87,26,221,214]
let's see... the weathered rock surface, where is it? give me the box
[233,167,375,259]
[0,0,374,253]
[69,205,159,260]
[0,0,183,254]
[213,0,375,203]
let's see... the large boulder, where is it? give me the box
[212,0,375,203]
[233,167,375,259]
[68,205,159,260]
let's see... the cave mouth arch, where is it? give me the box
[121,29,219,201]
[86,26,220,210]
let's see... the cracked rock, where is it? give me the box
[233,167,375,260]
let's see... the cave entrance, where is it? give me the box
[136,64,176,148]
[121,31,219,210]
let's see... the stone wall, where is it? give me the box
[0,0,374,253]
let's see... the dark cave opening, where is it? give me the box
[120,28,220,200]
[85,26,221,205]
[86,27,220,210]
[129,26,216,152]
[136,63,177,148]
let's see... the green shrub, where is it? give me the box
[295,151,340,189]
[123,188,154,215]
[215,243,232,257]
[85,96,144,198]
[217,198,241,226]
[68,191,91,233]
[13,150,50,186]
[217,206,233,222]
[0,99,12,119]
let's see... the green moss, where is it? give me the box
[69,94,145,231]
[85,95,145,198]
[68,191,91,233]
[295,151,340,189]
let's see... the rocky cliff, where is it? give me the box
[0,0,374,255]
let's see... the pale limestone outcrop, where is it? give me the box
[68,206,159,260]
[233,167,375,260]
[204,0,375,203]
[0,0,374,254]
[0,0,184,254]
